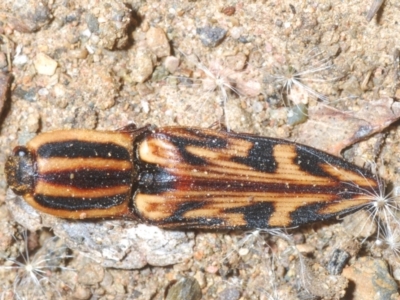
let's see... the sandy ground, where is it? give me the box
[1,0,400,299]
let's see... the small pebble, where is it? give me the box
[86,13,99,33]
[230,27,243,40]
[218,287,241,300]
[238,248,249,256]
[151,65,169,81]
[130,50,153,83]
[327,249,350,275]
[136,83,154,97]
[81,28,92,38]
[205,265,219,274]
[164,56,180,73]
[141,21,150,32]
[221,6,236,16]
[26,112,40,132]
[34,53,58,76]
[12,2,52,33]
[287,104,308,125]
[72,284,92,300]
[165,277,202,300]
[146,27,171,58]
[13,86,33,101]
[252,100,263,113]
[225,53,247,71]
[13,53,29,66]
[93,287,105,297]
[236,79,261,97]
[100,271,114,288]
[342,76,362,97]
[78,263,105,285]
[37,88,49,96]
[193,271,206,288]
[113,283,126,295]
[141,100,150,113]
[196,26,227,47]
[295,243,315,254]
[342,257,398,300]
[393,268,400,281]
[69,48,89,59]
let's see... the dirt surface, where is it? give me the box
[1,0,400,299]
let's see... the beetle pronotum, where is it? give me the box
[5,125,379,229]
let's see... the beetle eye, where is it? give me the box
[14,146,28,157]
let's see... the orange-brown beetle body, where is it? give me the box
[6,125,379,229]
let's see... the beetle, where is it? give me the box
[5,124,379,229]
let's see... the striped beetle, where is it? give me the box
[5,124,379,229]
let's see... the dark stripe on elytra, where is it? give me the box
[153,129,229,166]
[37,140,130,160]
[34,193,128,210]
[295,145,376,179]
[231,139,278,173]
[177,128,229,149]
[136,164,374,196]
[155,202,225,227]
[289,201,364,227]
[223,202,275,229]
[157,217,225,228]
[39,169,133,189]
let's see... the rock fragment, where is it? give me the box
[129,50,154,83]
[146,27,171,58]
[164,56,180,73]
[166,277,202,300]
[196,26,227,47]
[342,257,399,300]
[6,1,52,33]
[34,53,58,76]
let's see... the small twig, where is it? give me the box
[0,34,12,71]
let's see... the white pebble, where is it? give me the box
[393,268,400,281]
[34,53,58,76]
[141,100,150,113]
[230,27,243,40]
[238,248,249,256]
[38,88,49,96]
[85,45,95,54]
[13,54,29,66]
[81,29,92,37]
[164,56,180,73]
